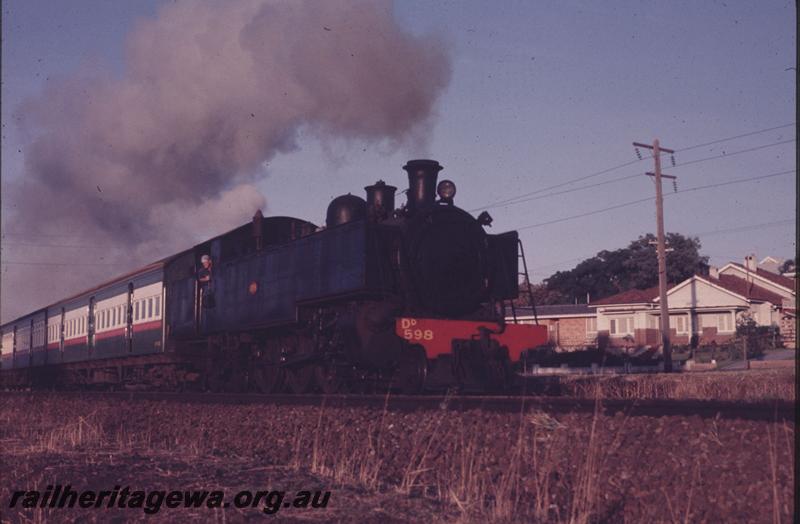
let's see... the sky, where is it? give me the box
[1,0,796,322]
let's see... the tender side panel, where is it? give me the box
[396,317,549,362]
[203,221,368,333]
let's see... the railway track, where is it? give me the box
[1,390,793,421]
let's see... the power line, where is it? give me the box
[675,123,795,153]
[483,173,642,210]
[691,218,795,238]
[1,242,113,249]
[664,138,795,171]
[666,169,794,196]
[516,169,794,231]
[471,158,642,211]
[518,196,655,230]
[0,261,118,267]
[473,122,795,212]
[492,138,794,211]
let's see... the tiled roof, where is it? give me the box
[589,273,787,307]
[589,286,661,306]
[516,304,593,317]
[729,263,796,290]
[703,274,786,304]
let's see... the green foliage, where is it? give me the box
[779,257,796,274]
[543,233,709,302]
[515,282,568,306]
[734,316,780,358]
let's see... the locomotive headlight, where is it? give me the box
[436,179,457,201]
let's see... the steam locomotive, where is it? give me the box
[0,160,547,393]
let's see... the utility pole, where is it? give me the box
[633,139,677,372]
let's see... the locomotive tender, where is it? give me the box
[1,160,547,393]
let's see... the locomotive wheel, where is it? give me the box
[315,362,349,395]
[252,365,285,394]
[395,345,427,394]
[286,365,316,394]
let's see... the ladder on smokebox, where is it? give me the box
[507,239,538,325]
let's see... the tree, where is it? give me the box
[513,282,567,307]
[542,233,709,303]
[779,257,796,274]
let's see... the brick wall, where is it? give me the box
[556,317,590,348]
[779,312,796,349]
[538,317,591,349]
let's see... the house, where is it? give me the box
[757,256,785,275]
[508,304,596,350]
[588,255,796,349]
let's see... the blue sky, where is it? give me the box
[1,0,795,319]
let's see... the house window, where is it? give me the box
[670,315,688,333]
[609,317,633,335]
[717,313,733,332]
[586,317,597,333]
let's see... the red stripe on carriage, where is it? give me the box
[133,320,162,333]
[47,342,59,350]
[95,327,126,341]
[64,337,85,347]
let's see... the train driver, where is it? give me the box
[198,254,214,309]
[198,254,213,285]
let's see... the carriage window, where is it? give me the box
[135,302,140,321]
[114,308,118,326]
[154,297,161,317]
[148,298,153,319]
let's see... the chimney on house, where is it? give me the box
[744,253,756,296]
[709,266,719,279]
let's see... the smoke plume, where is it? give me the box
[2,0,451,322]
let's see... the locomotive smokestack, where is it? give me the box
[252,209,264,251]
[403,159,442,213]
[365,180,397,222]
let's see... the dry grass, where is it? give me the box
[1,387,795,523]
[549,367,795,401]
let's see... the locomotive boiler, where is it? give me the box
[0,159,547,393]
